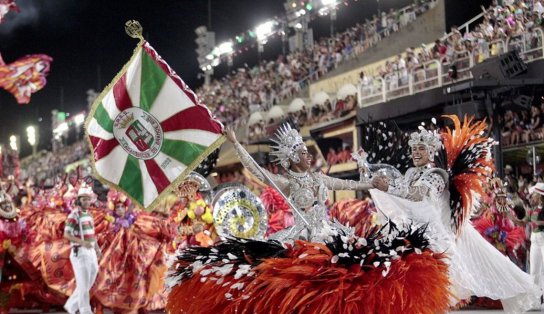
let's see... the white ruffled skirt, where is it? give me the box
[370,189,541,313]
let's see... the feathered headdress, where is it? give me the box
[270,124,306,169]
[107,188,131,210]
[408,127,442,161]
[489,178,512,213]
[490,178,507,197]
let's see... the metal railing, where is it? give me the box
[507,28,544,62]
[359,77,385,107]
[443,10,487,40]
[440,50,473,85]
[413,59,440,93]
[357,29,544,107]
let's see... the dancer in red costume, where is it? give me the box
[0,183,39,312]
[14,176,106,307]
[467,180,526,314]
[93,188,175,313]
[14,172,176,312]
[473,178,526,264]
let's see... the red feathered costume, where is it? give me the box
[260,187,294,236]
[473,178,525,257]
[329,198,377,237]
[166,217,451,314]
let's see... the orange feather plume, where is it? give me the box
[441,115,495,234]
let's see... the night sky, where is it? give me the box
[0,0,485,156]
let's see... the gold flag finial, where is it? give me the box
[125,20,144,41]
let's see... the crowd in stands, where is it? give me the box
[503,164,544,208]
[360,0,544,97]
[216,164,282,186]
[247,94,357,142]
[326,146,355,166]
[198,0,437,130]
[19,140,90,185]
[501,102,544,147]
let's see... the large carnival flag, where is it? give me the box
[85,21,224,210]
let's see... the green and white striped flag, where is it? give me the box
[85,41,224,210]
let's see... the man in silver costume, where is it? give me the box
[371,127,540,313]
[224,125,372,242]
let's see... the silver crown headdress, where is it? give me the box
[270,124,305,169]
[408,127,442,161]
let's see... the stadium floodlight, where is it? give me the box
[74,113,85,126]
[295,9,306,17]
[26,126,36,147]
[321,0,338,36]
[26,125,39,155]
[210,47,220,57]
[218,41,234,55]
[255,20,275,42]
[54,122,69,135]
[194,25,216,72]
[194,25,207,36]
[9,135,17,151]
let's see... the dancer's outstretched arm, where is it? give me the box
[374,169,445,202]
[320,173,373,191]
[225,128,289,192]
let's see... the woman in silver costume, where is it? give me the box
[224,124,372,242]
[371,127,541,313]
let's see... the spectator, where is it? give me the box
[326,147,339,165]
[523,106,543,143]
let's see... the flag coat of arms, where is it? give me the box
[85,41,224,210]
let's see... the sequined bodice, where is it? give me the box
[267,170,346,243]
[285,170,328,210]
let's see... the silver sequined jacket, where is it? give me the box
[387,166,448,202]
